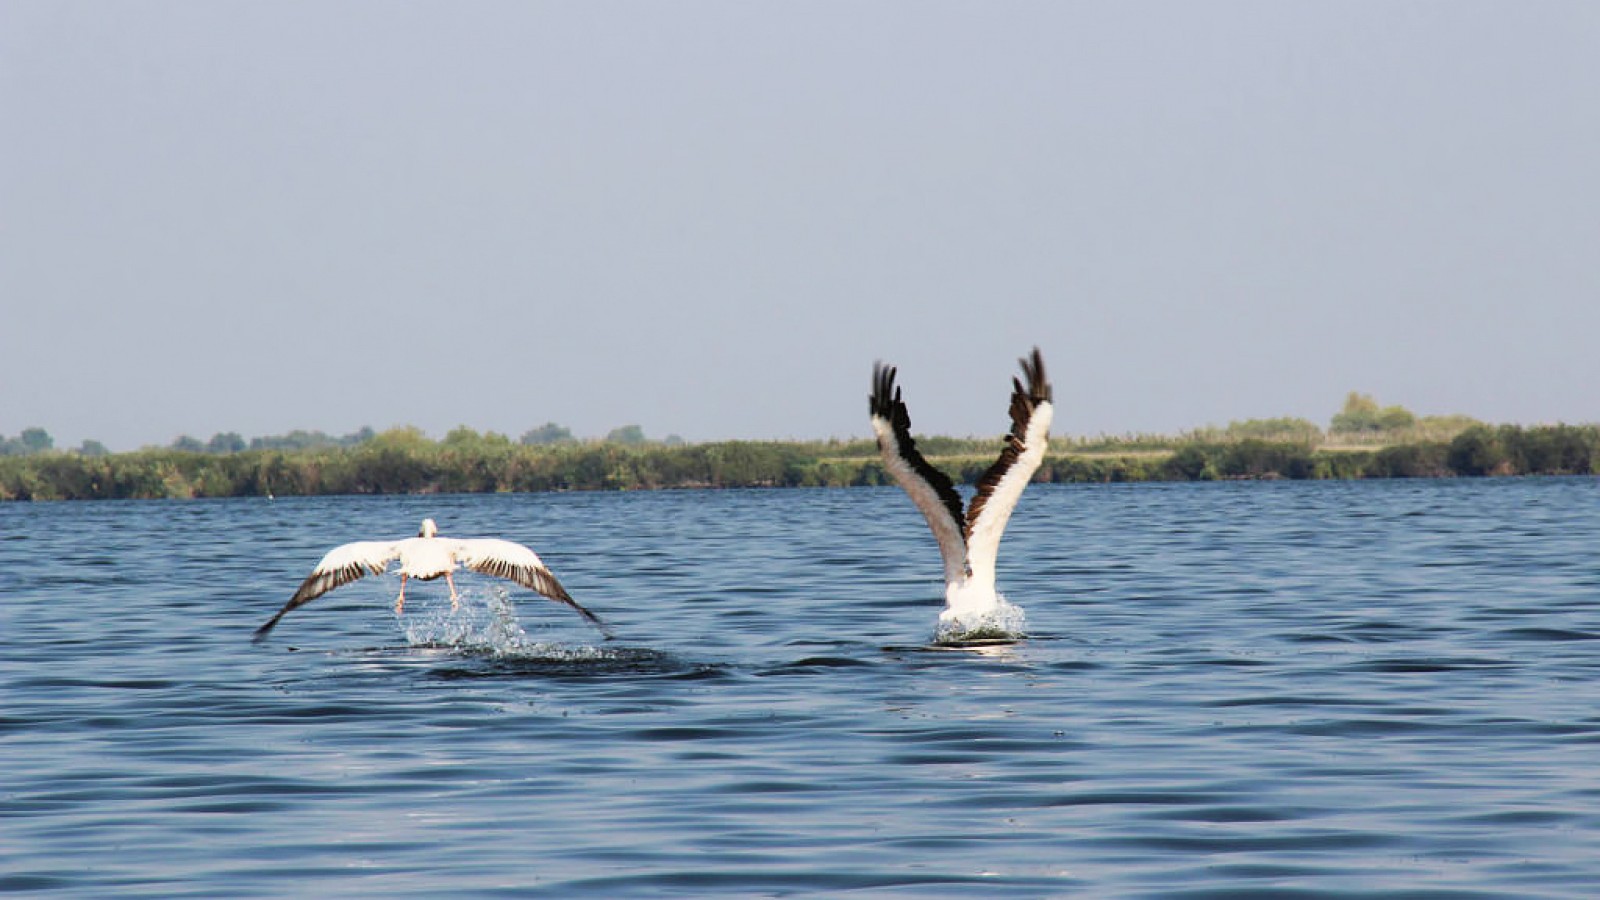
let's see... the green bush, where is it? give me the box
[1366,443,1450,478]
[1447,427,1505,476]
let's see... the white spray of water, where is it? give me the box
[391,584,653,667]
[934,597,1028,645]
[399,585,548,655]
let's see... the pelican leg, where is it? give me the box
[396,574,408,614]
[447,571,460,610]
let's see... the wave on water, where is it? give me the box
[934,597,1028,645]
[428,645,710,679]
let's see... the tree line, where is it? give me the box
[2,423,1596,502]
[0,422,685,458]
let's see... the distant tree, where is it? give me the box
[604,424,647,446]
[341,426,376,446]
[662,433,687,447]
[77,439,110,457]
[251,430,330,451]
[207,432,246,454]
[20,427,53,454]
[367,426,431,449]
[520,422,576,445]
[1331,392,1415,434]
[443,426,482,447]
[171,435,205,453]
[1330,393,1380,432]
[1376,406,1417,431]
[244,427,371,452]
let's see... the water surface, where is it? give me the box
[4,480,1599,896]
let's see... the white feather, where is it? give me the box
[872,414,968,585]
[964,400,1053,592]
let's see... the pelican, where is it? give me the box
[870,348,1053,637]
[253,518,612,642]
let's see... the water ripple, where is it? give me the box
[5,482,1600,895]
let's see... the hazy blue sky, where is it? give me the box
[4,2,1597,450]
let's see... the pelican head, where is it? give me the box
[419,518,439,538]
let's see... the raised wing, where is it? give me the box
[253,540,399,642]
[964,348,1053,584]
[870,361,969,583]
[454,538,614,639]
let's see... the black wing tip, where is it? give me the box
[254,573,339,645]
[966,348,1052,536]
[531,569,614,639]
[251,617,280,644]
[870,361,914,435]
[1019,347,1052,404]
[870,361,899,419]
[568,598,616,640]
[867,355,966,529]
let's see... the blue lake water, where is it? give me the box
[4,479,1600,897]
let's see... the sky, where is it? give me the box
[3,2,1598,451]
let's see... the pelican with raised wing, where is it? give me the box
[870,348,1053,640]
[253,518,611,642]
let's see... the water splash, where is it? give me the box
[934,598,1028,645]
[398,585,544,655]
[391,585,682,675]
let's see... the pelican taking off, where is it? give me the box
[870,348,1053,638]
[253,518,612,642]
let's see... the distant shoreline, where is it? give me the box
[2,424,1595,501]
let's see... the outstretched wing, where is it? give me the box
[454,538,614,639]
[253,541,399,642]
[965,348,1053,582]
[870,361,969,583]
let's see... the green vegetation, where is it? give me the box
[520,422,576,446]
[1331,391,1416,434]
[0,428,54,456]
[248,427,376,452]
[603,424,648,446]
[3,396,1595,501]
[1323,393,1483,446]
[2,423,1597,502]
